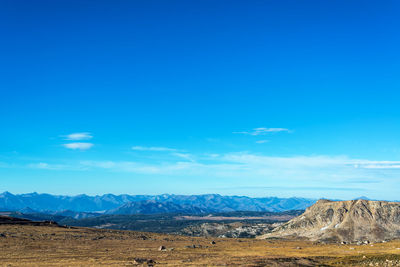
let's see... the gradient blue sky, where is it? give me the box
[1,0,400,199]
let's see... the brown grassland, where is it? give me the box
[0,224,400,266]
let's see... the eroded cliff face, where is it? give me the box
[258,199,400,243]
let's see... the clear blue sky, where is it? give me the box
[1,0,400,199]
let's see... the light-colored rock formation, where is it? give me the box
[258,199,400,243]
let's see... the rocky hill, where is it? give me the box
[258,199,400,243]
[0,215,59,227]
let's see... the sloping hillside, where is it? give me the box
[258,199,400,243]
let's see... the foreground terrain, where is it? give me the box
[1,223,400,266]
[2,210,302,237]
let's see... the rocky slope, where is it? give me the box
[258,199,400,243]
[178,222,283,238]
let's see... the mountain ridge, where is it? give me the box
[0,191,315,214]
[105,200,210,215]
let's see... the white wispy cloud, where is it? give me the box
[362,165,400,169]
[63,132,93,140]
[131,146,177,152]
[63,142,94,150]
[79,160,197,174]
[234,127,290,136]
[29,162,51,169]
[28,162,66,170]
[27,162,88,171]
[221,153,349,167]
[255,140,269,144]
[171,152,195,161]
[353,161,400,169]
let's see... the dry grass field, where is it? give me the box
[0,224,400,266]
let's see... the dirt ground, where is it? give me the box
[0,224,400,266]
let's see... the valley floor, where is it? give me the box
[0,225,400,266]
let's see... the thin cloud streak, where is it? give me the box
[131,146,177,152]
[362,164,400,169]
[234,127,290,136]
[171,152,195,161]
[28,162,67,170]
[63,132,93,140]
[63,142,93,150]
[27,162,87,171]
[214,186,366,192]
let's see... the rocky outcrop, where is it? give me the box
[178,222,283,238]
[258,199,400,243]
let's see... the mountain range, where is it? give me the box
[0,192,315,214]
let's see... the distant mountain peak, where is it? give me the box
[353,196,371,200]
[0,191,13,197]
